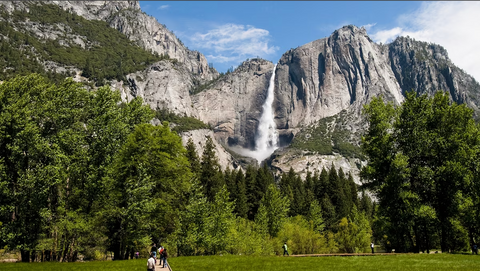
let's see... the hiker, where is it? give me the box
[371,242,374,254]
[159,246,164,266]
[147,253,155,271]
[162,248,168,268]
[282,242,289,256]
[151,244,157,263]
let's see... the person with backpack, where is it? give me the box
[159,246,164,266]
[162,248,168,268]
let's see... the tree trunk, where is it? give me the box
[20,249,30,262]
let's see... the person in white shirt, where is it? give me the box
[147,253,155,271]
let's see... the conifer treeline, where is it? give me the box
[185,138,374,228]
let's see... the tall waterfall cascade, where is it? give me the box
[252,64,279,163]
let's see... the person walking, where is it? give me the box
[159,246,164,266]
[135,251,139,259]
[162,248,168,268]
[473,244,478,255]
[282,242,289,256]
[371,242,375,254]
[147,253,155,271]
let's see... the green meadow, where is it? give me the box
[1,254,479,271]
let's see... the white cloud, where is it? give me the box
[361,23,377,31]
[370,2,480,81]
[158,5,169,10]
[190,24,278,64]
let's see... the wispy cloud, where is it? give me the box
[361,23,376,31]
[158,5,169,10]
[190,24,279,63]
[370,2,480,81]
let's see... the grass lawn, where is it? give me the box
[1,254,479,270]
[0,259,146,271]
[169,254,480,271]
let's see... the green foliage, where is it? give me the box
[334,207,372,253]
[200,136,224,202]
[361,91,480,253]
[156,108,210,133]
[290,111,364,159]
[190,74,226,95]
[308,200,325,233]
[203,187,235,255]
[0,74,155,261]
[185,138,201,175]
[275,215,331,255]
[255,184,290,237]
[225,217,274,255]
[104,123,193,259]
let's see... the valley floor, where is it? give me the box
[1,254,479,271]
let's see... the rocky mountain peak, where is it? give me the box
[331,25,370,42]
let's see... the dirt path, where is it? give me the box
[156,259,171,270]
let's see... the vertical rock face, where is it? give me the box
[275,25,403,133]
[123,61,198,117]
[388,36,480,115]
[193,59,274,149]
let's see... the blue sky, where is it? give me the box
[139,1,480,81]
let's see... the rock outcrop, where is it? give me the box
[122,60,198,117]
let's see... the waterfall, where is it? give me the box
[252,64,278,163]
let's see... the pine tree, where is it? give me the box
[256,184,290,237]
[224,168,237,200]
[254,163,274,213]
[200,136,224,202]
[304,171,315,215]
[348,172,359,208]
[234,169,248,218]
[321,195,337,230]
[308,199,325,233]
[185,137,201,175]
[329,164,348,220]
[337,167,352,218]
[291,175,306,216]
[245,165,258,220]
[315,167,329,202]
